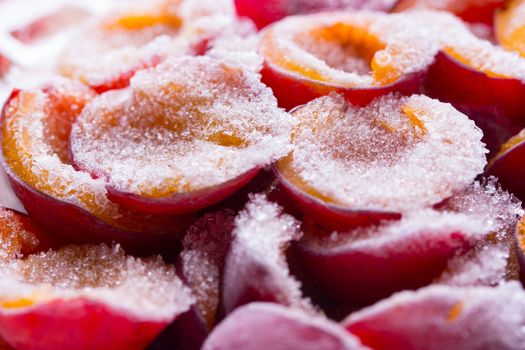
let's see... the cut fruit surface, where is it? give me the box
[259,11,442,109]
[234,0,396,29]
[222,195,313,314]
[70,56,293,215]
[486,129,525,200]
[203,302,369,350]
[0,80,193,251]
[0,207,50,260]
[496,0,525,56]
[275,93,486,229]
[179,210,235,329]
[343,282,525,350]
[0,243,194,350]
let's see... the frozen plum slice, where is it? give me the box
[393,0,506,25]
[234,0,396,29]
[259,11,449,109]
[179,210,236,328]
[203,302,369,350]
[0,80,193,252]
[496,0,525,56]
[57,0,207,93]
[70,56,293,215]
[222,195,313,314]
[343,282,525,350]
[294,179,522,304]
[275,93,486,229]
[0,207,51,260]
[486,129,525,200]
[0,244,194,350]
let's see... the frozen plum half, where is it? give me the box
[70,56,293,215]
[0,80,193,252]
[274,93,486,230]
[258,11,445,109]
[0,244,194,350]
[222,195,313,314]
[343,282,525,350]
[203,302,369,350]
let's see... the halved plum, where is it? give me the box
[58,0,250,93]
[69,56,293,215]
[485,129,525,200]
[259,11,441,109]
[179,209,236,329]
[222,195,313,314]
[0,243,194,350]
[274,93,486,230]
[0,79,194,252]
[512,216,525,282]
[425,26,525,151]
[496,0,525,56]
[293,178,522,304]
[393,0,506,25]
[0,54,10,78]
[234,0,396,29]
[203,302,369,350]
[0,207,52,259]
[343,282,525,350]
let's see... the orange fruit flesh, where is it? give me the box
[262,21,401,86]
[103,0,183,31]
[496,0,525,57]
[1,87,181,230]
[443,46,511,79]
[275,103,427,205]
[0,209,41,258]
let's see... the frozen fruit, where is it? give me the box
[436,178,523,286]
[0,54,10,78]
[70,56,293,215]
[234,0,396,29]
[513,216,525,282]
[343,282,525,350]
[10,5,88,44]
[259,11,442,109]
[179,210,235,329]
[294,179,522,304]
[203,302,368,350]
[222,195,313,314]
[393,0,506,25]
[0,207,51,259]
[0,244,194,350]
[485,129,525,200]
[274,93,486,229]
[496,0,525,57]
[425,20,525,151]
[0,80,193,252]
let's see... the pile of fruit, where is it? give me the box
[1,0,525,349]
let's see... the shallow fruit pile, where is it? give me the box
[2,0,525,349]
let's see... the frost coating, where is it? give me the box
[279,93,486,212]
[71,56,293,198]
[223,195,313,312]
[344,282,525,350]
[0,244,193,321]
[0,208,40,260]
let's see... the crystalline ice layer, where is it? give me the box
[288,93,486,211]
[71,55,293,197]
[0,244,194,320]
[0,209,40,260]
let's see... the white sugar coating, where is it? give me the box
[283,93,486,212]
[224,195,313,311]
[497,0,525,42]
[260,10,447,87]
[344,282,525,350]
[0,244,194,321]
[435,243,512,287]
[181,209,236,326]
[394,0,503,13]
[70,56,293,197]
[0,209,40,260]
[443,177,524,242]
[302,209,488,256]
